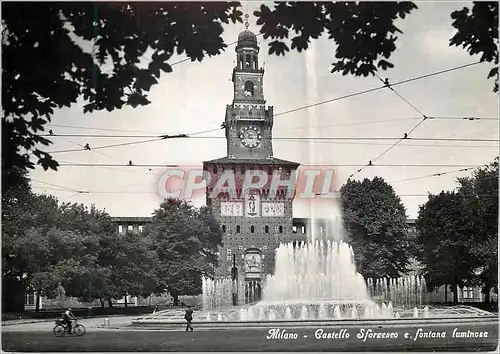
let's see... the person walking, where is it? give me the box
[184,305,194,332]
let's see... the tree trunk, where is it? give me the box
[444,285,448,302]
[35,290,41,312]
[483,285,491,303]
[173,294,179,306]
[453,284,459,303]
[99,298,105,308]
[124,295,128,308]
[107,298,113,308]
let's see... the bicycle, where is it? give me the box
[53,319,86,336]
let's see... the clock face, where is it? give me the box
[240,126,261,148]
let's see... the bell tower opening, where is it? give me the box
[244,81,255,96]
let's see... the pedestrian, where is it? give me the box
[184,305,194,332]
[153,304,159,314]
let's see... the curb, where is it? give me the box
[2,314,141,326]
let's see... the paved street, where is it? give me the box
[3,317,498,351]
[2,315,137,332]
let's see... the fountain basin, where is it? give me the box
[132,315,497,327]
[135,304,495,324]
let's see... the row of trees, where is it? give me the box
[3,158,497,310]
[339,158,498,303]
[2,173,222,312]
[416,159,498,302]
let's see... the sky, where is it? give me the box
[29,2,499,220]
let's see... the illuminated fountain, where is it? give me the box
[253,240,373,319]
[199,238,432,320]
[139,212,494,323]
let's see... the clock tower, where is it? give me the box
[225,28,273,159]
[203,21,300,305]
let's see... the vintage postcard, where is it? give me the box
[2,1,498,352]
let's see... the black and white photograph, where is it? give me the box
[2,1,499,352]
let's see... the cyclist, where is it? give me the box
[62,307,77,334]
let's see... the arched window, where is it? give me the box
[250,225,255,233]
[236,225,241,233]
[244,81,255,96]
[245,54,251,68]
[265,225,269,233]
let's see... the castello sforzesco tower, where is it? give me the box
[202,25,304,297]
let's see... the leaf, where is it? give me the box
[377,59,395,70]
[487,66,498,79]
[160,62,172,73]
[268,40,289,56]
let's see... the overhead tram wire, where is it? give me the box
[273,61,481,118]
[389,167,477,184]
[55,163,484,168]
[37,133,499,142]
[48,133,143,175]
[30,179,87,194]
[41,115,499,139]
[45,115,498,136]
[44,30,264,153]
[45,136,497,157]
[46,127,223,154]
[28,183,498,198]
[346,70,440,180]
[43,62,485,154]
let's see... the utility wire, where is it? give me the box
[375,73,428,118]
[54,163,484,168]
[276,139,497,148]
[389,167,476,184]
[273,61,481,117]
[40,134,498,142]
[43,62,485,154]
[30,179,86,193]
[46,128,222,154]
[32,186,76,192]
[46,115,498,135]
[47,124,161,134]
[30,186,497,198]
[347,70,435,180]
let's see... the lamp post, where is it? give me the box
[231,254,238,306]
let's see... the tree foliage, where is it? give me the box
[255,2,417,75]
[415,191,475,302]
[2,2,497,181]
[340,176,414,278]
[450,2,499,92]
[255,1,498,91]
[143,198,223,304]
[2,2,243,174]
[456,159,498,301]
[1,184,151,309]
[2,187,223,310]
[416,158,499,303]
